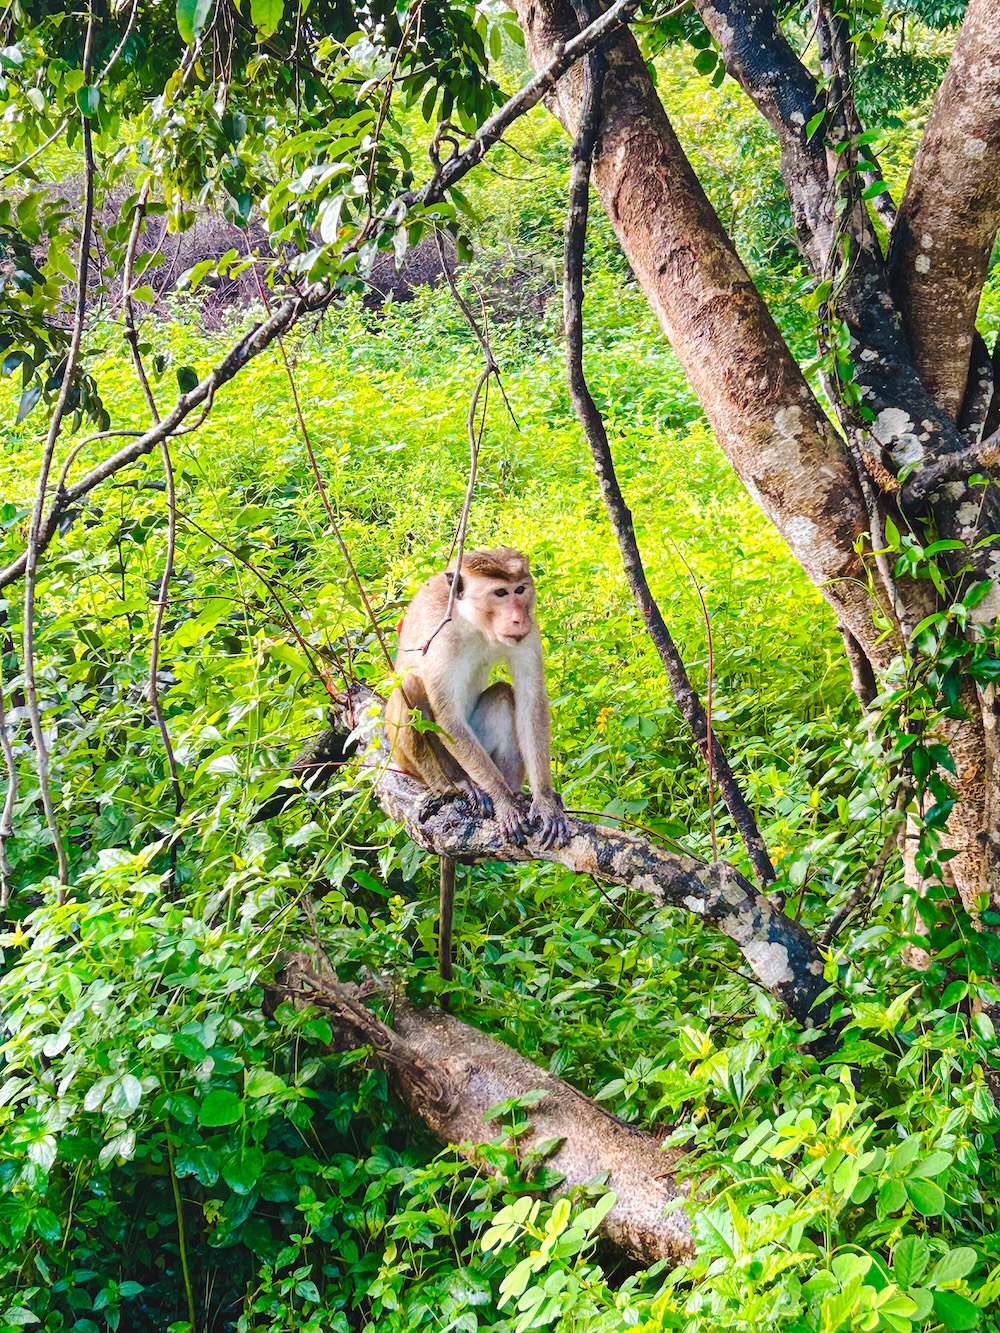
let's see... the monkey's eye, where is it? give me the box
[514,586,526,595]
[495,588,509,598]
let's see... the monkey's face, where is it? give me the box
[461,572,537,646]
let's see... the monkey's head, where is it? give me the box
[446,547,537,646]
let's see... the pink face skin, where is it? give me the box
[462,574,536,646]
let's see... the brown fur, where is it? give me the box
[384,548,570,986]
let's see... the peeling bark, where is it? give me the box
[326,686,840,1038]
[891,0,1000,421]
[273,954,694,1264]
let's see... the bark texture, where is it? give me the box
[274,953,694,1264]
[891,0,1000,421]
[328,686,839,1037]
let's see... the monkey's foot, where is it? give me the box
[532,794,571,850]
[417,791,452,823]
[457,780,494,821]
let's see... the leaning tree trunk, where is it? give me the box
[507,0,1000,916]
[273,954,694,1264]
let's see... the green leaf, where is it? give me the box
[221,1145,263,1193]
[198,1089,242,1127]
[692,49,717,75]
[176,0,214,44]
[251,0,283,37]
[932,1291,981,1330]
[930,1247,977,1286]
[893,1235,930,1288]
[910,1149,952,1179]
[245,1069,287,1098]
[878,1177,908,1216]
[861,179,889,199]
[905,1177,945,1216]
[76,85,100,116]
[805,108,826,139]
[118,1283,144,1299]
[16,385,40,422]
[176,366,200,394]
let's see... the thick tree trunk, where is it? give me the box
[273,954,694,1264]
[509,0,1000,918]
[890,0,1000,422]
[506,0,881,666]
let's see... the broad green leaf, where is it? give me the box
[221,1145,263,1194]
[930,1248,978,1286]
[245,1069,287,1098]
[893,1235,930,1288]
[251,0,283,36]
[878,1178,907,1216]
[176,0,214,43]
[911,1149,952,1179]
[905,1177,946,1216]
[932,1291,981,1330]
[198,1089,242,1127]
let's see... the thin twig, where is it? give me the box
[0,677,16,916]
[122,185,184,837]
[178,515,338,694]
[562,2,775,887]
[0,119,69,184]
[421,232,499,652]
[669,540,718,863]
[22,6,98,893]
[249,261,392,670]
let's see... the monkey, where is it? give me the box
[384,547,571,985]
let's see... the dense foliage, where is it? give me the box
[2,1,1000,1331]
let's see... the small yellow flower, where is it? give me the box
[596,706,614,733]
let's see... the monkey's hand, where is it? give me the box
[530,793,571,850]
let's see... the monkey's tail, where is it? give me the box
[438,855,456,989]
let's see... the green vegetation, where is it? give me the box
[2,6,1000,1333]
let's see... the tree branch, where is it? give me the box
[21,9,99,891]
[890,0,1000,421]
[273,953,694,1264]
[323,685,841,1041]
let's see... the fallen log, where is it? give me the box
[274,953,693,1264]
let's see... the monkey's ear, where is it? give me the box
[444,571,464,598]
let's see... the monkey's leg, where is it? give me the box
[470,682,526,791]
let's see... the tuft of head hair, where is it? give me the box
[450,547,531,583]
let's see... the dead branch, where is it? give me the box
[318,685,841,1041]
[562,11,775,888]
[273,952,693,1264]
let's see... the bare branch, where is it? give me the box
[122,185,184,840]
[22,8,99,891]
[330,685,842,1040]
[563,8,775,886]
[0,677,16,916]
